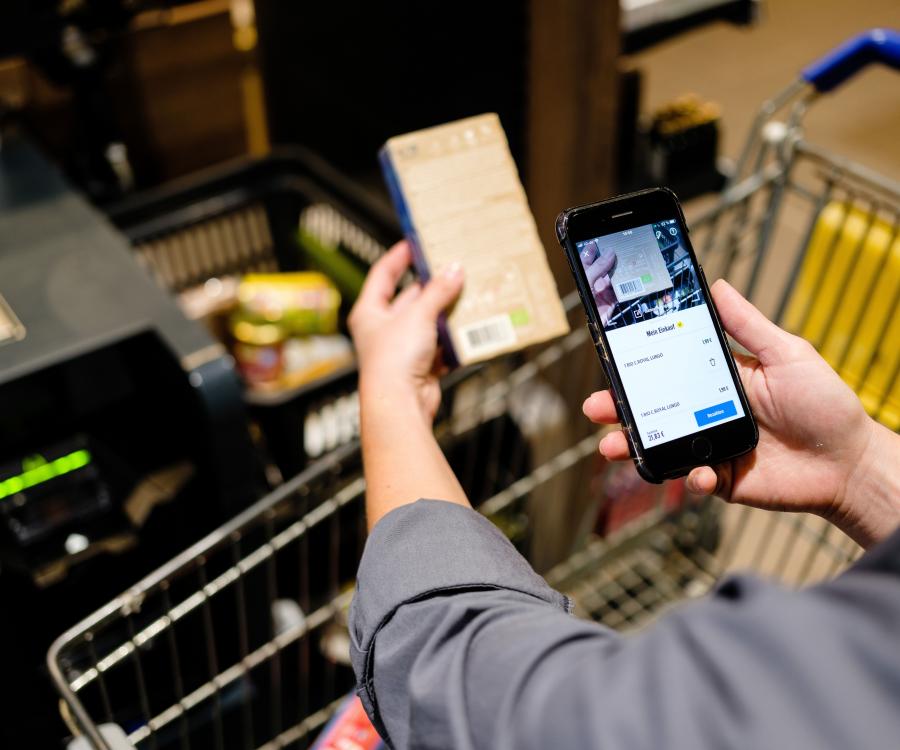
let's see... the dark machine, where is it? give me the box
[0,136,263,746]
[0,7,264,743]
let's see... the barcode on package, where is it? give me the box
[617,277,645,296]
[459,314,517,358]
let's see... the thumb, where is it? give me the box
[416,263,464,319]
[710,279,789,366]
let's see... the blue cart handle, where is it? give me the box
[802,28,900,92]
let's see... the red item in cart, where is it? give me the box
[232,339,284,385]
[311,695,383,750]
[593,461,688,536]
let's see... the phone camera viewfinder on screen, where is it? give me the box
[576,218,745,448]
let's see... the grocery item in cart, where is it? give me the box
[311,694,383,750]
[593,461,689,536]
[380,113,570,366]
[781,203,900,429]
[230,273,354,391]
[232,330,353,391]
[235,272,341,335]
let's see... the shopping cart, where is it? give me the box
[48,28,900,750]
[106,149,399,479]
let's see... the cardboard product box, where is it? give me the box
[380,113,569,367]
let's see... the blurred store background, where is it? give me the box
[0,1,898,748]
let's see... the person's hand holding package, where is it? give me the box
[349,241,463,422]
[584,279,900,549]
[348,241,468,529]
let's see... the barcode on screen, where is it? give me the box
[459,314,517,358]
[617,277,645,296]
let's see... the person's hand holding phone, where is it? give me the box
[583,279,900,549]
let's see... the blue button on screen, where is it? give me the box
[694,400,737,427]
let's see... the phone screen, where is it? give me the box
[576,218,745,448]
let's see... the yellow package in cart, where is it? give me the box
[783,203,873,350]
[857,297,900,430]
[782,202,843,339]
[782,202,900,428]
[818,216,896,367]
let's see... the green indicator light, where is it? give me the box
[21,454,47,472]
[68,450,91,470]
[0,475,24,500]
[0,448,93,501]
[29,464,54,486]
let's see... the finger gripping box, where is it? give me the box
[380,113,570,367]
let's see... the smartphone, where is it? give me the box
[557,187,758,483]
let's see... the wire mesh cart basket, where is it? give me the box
[49,29,899,750]
[106,149,400,479]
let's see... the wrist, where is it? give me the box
[834,420,900,549]
[359,372,432,428]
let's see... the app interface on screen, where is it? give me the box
[577,219,744,447]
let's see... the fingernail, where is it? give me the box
[598,437,608,456]
[442,262,463,281]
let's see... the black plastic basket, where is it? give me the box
[105,148,400,478]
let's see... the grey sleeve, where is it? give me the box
[349,501,900,750]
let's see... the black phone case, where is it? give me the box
[556,189,757,483]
